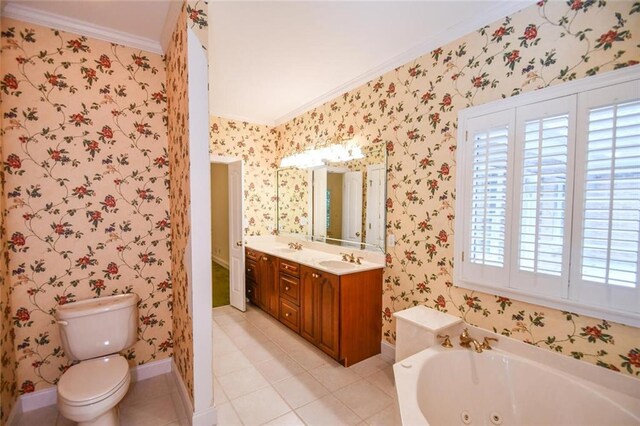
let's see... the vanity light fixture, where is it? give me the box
[279,141,365,169]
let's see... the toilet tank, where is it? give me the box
[56,293,139,361]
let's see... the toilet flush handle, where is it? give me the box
[57,320,69,326]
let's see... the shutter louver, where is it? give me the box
[470,126,509,267]
[581,100,640,288]
[519,115,569,276]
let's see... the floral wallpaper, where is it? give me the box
[209,117,279,236]
[1,137,17,424]
[274,1,640,376]
[0,17,174,399]
[276,168,309,235]
[166,5,194,402]
[187,0,209,51]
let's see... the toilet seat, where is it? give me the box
[58,355,129,407]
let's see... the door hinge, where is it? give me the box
[465,131,468,141]
[461,251,465,262]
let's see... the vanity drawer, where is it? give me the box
[246,248,259,261]
[279,259,300,277]
[246,260,257,281]
[279,299,300,333]
[246,280,258,305]
[279,274,300,305]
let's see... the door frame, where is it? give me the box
[210,155,245,311]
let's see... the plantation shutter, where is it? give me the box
[510,96,576,297]
[460,110,515,288]
[571,80,640,313]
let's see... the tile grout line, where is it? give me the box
[213,305,398,426]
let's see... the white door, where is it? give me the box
[366,164,386,249]
[342,171,363,247]
[313,168,328,240]
[228,160,245,311]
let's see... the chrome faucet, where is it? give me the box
[340,252,363,264]
[288,242,303,251]
[459,328,483,353]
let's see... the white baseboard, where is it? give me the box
[20,386,57,412]
[172,360,194,425]
[8,356,174,424]
[6,401,20,426]
[380,340,396,363]
[211,256,229,269]
[193,405,217,426]
[130,357,172,382]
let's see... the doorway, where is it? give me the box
[210,156,246,311]
[210,162,230,307]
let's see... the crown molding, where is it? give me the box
[210,111,276,128]
[272,1,531,126]
[3,3,163,54]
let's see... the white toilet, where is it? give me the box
[55,293,139,426]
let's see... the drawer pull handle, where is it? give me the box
[262,256,268,261]
[285,312,291,317]
[283,265,288,269]
[247,268,251,272]
[285,286,290,291]
[312,273,321,278]
[247,289,252,293]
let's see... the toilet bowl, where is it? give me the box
[55,294,139,426]
[57,356,130,426]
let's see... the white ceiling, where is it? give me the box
[210,1,532,126]
[2,1,533,126]
[2,0,177,53]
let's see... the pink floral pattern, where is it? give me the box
[276,168,309,235]
[1,137,18,423]
[166,5,194,401]
[273,1,640,376]
[187,0,209,51]
[1,16,173,408]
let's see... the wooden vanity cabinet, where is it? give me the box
[279,259,301,333]
[246,248,279,318]
[300,266,340,359]
[245,259,259,305]
[246,248,383,366]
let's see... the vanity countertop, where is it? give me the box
[245,239,385,276]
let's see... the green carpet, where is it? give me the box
[212,261,230,307]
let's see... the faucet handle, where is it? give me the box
[436,334,453,348]
[481,336,498,350]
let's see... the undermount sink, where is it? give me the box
[317,260,357,270]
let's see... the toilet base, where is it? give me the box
[77,405,119,426]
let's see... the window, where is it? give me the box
[455,68,640,326]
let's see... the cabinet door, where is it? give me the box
[315,271,340,359]
[257,253,278,318]
[299,265,339,359]
[300,266,316,343]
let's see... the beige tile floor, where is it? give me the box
[213,304,402,426]
[17,304,401,426]
[17,373,189,426]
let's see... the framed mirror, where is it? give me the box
[276,144,387,252]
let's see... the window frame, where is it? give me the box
[455,66,640,327]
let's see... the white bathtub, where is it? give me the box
[394,331,640,426]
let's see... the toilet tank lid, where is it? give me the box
[56,294,139,320]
